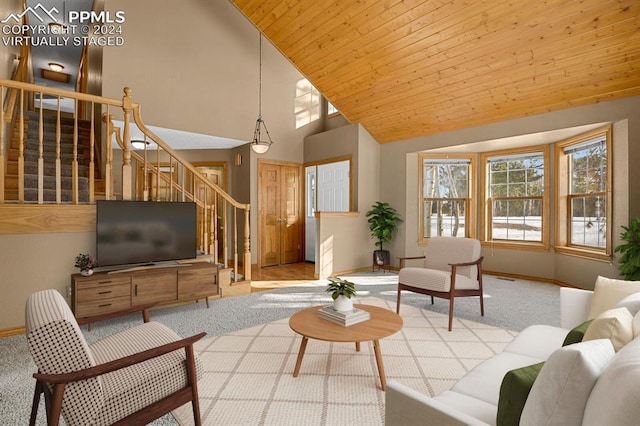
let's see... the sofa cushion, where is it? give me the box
[503,324,568,360]
[613,291,640,316]
[583,307,634,352]
[562,319,593,346]
[496,362,544,426]
[582,336,640,426]
[588,276,640,319]
[433,390,498,425]
[452,352,542,406]
[520,339,614,426]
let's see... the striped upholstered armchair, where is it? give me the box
[25,289,205,426]
[397,237,484,331]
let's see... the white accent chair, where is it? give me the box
[397,237,484,331]
[25,289,205,426]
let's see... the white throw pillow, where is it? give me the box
[634,310,640,338]
[583,307,634,352]
[613,292,640,316]
[520,339,615,426]
[588,276,640,319]
[582,336,640,426]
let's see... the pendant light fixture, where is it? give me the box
[250,33,273,154]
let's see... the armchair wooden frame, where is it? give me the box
[29,304,206,426]
[397,255,485,331]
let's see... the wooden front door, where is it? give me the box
[260,161,302,267]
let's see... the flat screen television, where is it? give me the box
[96,200,197,268]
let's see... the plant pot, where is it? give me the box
[333,295,353,312]
[373,250,390,271]
[80,269,94,277]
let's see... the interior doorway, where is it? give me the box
[258,160,303,267]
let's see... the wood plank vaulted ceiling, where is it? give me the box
[231,0,640,144]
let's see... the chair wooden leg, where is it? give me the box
[448,297,455,331]
[430,296,434,304]
[48,383,65,426]
[185,345,202,426]
[396,287,402,314]
[29,380,44,426]
[478,276,485,316]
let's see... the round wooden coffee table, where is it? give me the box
[289,304,403,390]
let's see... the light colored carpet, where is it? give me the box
[1,272,558,424]
[172,296,517,425]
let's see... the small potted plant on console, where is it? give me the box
[326,277,357,312]
[75,253,97,276]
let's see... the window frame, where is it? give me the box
[555,125,612,261]
[418,153,476,245]
[480,146,550,250]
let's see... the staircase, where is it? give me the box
[4,111,95,203]
[0,79,252,282]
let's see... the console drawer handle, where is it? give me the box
[98,303,112,308]
[98,280,113,284]
[98,291,112,295]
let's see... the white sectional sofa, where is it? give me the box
[385,285,640,426]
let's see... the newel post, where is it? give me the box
[121,87,133,200]
[243,205,251,281]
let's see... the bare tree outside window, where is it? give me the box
[421,157,471,240]
[487,153,544,242]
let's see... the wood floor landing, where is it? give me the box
[250,262,315,292]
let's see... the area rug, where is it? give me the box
[172,296,517,425]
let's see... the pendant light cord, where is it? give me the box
[258,34,262,118]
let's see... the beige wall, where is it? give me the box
[316,213,370,278]
[0,232,94,329]
[382,96,640,288]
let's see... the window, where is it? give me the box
[327,102,338,116]
[481,147,549,247]
[555,126,612,260]
[295,79,320,128]
[419,154,475,243]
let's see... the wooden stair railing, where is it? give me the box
[0,79,251,281]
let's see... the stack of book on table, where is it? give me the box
[319,305,370,326]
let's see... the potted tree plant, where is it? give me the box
[366,201,402,270]
[614,217,640,280]
[326,277,357,312]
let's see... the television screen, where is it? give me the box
[96,200,197,268]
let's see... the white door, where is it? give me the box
[317,160,350,212]
[305,160,350,262]
[305,166,316,262]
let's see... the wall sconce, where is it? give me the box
[234,153,243,166]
